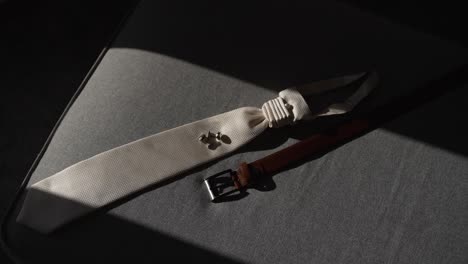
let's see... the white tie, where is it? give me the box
[17,72,378,233]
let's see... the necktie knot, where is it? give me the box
[262,97,295,128]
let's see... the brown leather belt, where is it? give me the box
[204,119,370,202]
[204,64,468,202]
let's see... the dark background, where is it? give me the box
[0,0,467,262]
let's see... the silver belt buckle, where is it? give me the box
[204,169,240,202]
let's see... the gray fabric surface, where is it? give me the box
[4,0,468,263]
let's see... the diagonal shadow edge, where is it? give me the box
[108,0,468,158]
[110,0,467,90]
[6,189,242,263]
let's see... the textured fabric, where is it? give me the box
[17,72,376,233]
[4,0,468,263]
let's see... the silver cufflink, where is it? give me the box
[199,131,231,150]
[198,131,222,143]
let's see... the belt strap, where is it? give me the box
[238,119,369,188]
[204,119,369,201]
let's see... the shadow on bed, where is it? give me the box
[3,189,241,263]
[111,1,468,157]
